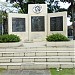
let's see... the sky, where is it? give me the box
[0,0,72,26]
[0,0,6,2]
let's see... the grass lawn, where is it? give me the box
[0,68,6,72]
[50,68,75,75]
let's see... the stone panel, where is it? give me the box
[47,52,57,56]
[58,53,69,56]
[0,59,10,63]
[31,16,45,31]
[35,58,46,62]
[8,66,21,69]
[72,58,75,62]
[25,52,35,56]
[59,58,71,62]
[8,13,28,41]
[23,58,34,62]
[12,59,22,63]
[21,64,46,69]
[47,58,58,62]
[48,12,67,36]
[14,53,24,57]
[47,64,60,68]
[36,52,46,56]
[0,53,2,56]
[0,66,7,69]
[28,4,47,14]
[12,18,25,32]
[3,53,13,57]
[70,52,74,56]
[61,64,74,68]
[50,16,63,31]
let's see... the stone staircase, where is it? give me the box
[0,41,75,69]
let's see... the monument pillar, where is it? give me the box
[28,4,47,41]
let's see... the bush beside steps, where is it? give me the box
[46,33,69,42]
[0,34,20,43]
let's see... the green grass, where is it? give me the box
[0,68,6,72]
[50,68,75,75]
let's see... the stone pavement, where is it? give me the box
[0,70,50,75]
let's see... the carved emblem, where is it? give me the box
[33,5,42,14]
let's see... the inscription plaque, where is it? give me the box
[50,16,63,31]
[31,16,45,31]
[12,18,25,32]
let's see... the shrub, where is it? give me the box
[46,33,69,41]
[0,34,20,43]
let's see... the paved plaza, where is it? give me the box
[0,70,50,75]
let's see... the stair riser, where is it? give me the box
[0,58,74,63]
[0,64,74,70]
[0,52,74,57]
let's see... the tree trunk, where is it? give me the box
[73,22,75,40]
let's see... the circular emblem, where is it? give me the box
[33,5,42,14]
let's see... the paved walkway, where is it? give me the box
[0,70,50,75]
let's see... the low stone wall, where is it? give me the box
[46,41,74,47]
[0,40,74,48]
[0,42,22,48]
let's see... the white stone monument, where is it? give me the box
[8,13,28,41]
[28,4,47,41]
[8,4,67,41]
[48,12,67,36]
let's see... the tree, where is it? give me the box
[60,0,75,40]
[47,0,60,13]
[12,0,45,13]
[6,0,45,13]
[6,0,74,14]
[60,0,75,17]
[0,1,18,34]
[11,0,61,13]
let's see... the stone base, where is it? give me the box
[0,42,22,48]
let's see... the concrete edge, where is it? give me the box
[0,42,23,48]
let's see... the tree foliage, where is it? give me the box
[13,0,45,13]
[60,0,75,21]
[6,0,75,18]
[60,0,74,2]
[10,0,61,13]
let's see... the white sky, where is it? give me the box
[59,2,71,9]
[0,0,6,2]
[67,18,72,26]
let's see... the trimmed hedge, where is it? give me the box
[0,34,20,43]
[46,33,69,41]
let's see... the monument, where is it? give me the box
[8,13,28,40]
[48,12,67,36]
[8,4,67,41]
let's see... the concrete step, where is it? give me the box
[23,41,74,47]
[0,62,74,69]
[0,56,74,63]
[0,50,74,57]
[0,62,74,66]
[0,48,74,52]
[0,50,74,53]
[0,56,74,59]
